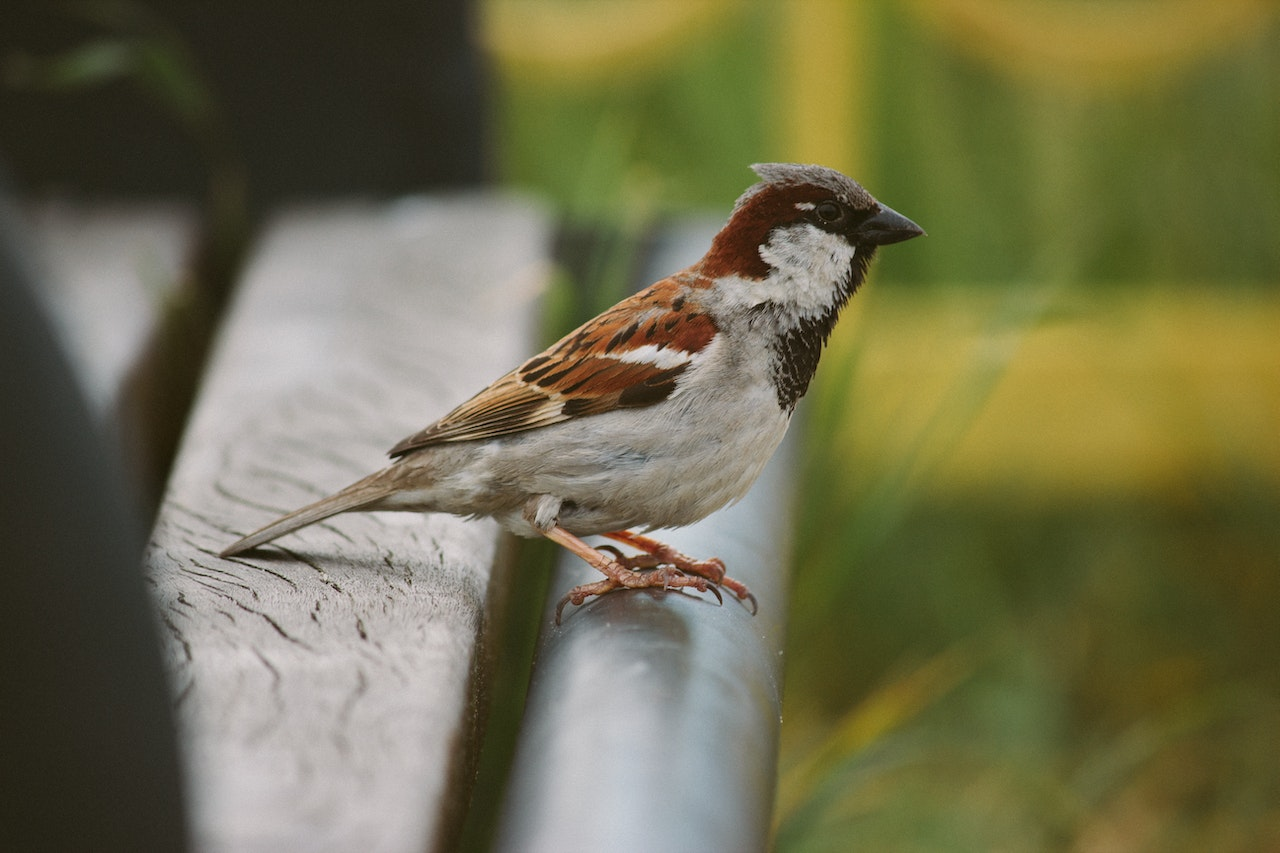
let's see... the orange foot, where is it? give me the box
[542,526,758,623]
[601,530,758,614]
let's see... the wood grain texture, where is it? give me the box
[146,197,549,853]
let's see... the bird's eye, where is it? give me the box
[815,201,843,223]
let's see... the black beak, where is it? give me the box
[855,204,925,246]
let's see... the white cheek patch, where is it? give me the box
[755,225,857,316]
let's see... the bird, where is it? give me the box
[220,163,923,622]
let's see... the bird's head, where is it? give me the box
[698,163,923,320]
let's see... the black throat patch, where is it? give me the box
[765,250,873,412]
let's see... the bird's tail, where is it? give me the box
[219,472,394,558]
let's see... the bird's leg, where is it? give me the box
[541,525,721,623]
[601,530,758,614]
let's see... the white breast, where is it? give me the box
[480,331,792,536]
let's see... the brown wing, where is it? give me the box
[388,274,716,458]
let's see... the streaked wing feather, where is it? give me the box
[389,274,716,458]
[388,372,563,456]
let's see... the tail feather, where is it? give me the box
[219,477,393,558]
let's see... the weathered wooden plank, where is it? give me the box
[146,196,549,853]
[494,221,792,853]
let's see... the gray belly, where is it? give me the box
[485,389,792,535]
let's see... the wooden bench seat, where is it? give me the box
[145,196,548,852]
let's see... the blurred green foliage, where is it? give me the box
[866,1,1280,287]
[491,1,1280,849]
[493,2,774,220]
[494,1,1279,285]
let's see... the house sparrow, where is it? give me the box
[220,163,923,621]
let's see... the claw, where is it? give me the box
[597,544,626,561]
[597,530,756,615]
[546,526,760,623]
